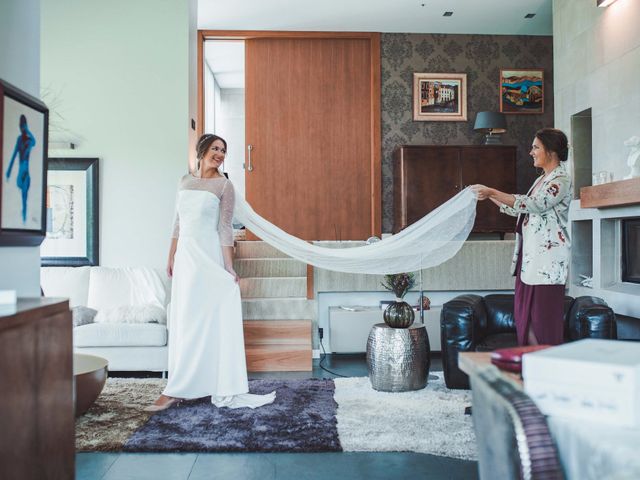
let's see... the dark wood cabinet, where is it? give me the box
[393,145,517,234]
[0,298,74,480]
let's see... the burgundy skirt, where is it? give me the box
[514,215,565,346]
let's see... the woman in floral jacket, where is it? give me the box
[472,128,572,346]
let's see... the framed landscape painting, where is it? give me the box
[41,157,99,266]
[0,79,49,246]
[413,73,467,121]
[500,69,544,114]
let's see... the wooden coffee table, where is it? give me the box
[74,353,108,416]
[458,351,522,385]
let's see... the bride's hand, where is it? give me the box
[226,266,240,283]
[167,255,175,278]
[470,184,493,201]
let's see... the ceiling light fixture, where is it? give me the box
[597,0,618,6]
[443,11,453,17]
[525,13,536,19]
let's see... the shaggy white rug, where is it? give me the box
[334,373,476,460]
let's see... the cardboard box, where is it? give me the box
[523,339,640,427]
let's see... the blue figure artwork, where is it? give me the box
[5,114,35,224]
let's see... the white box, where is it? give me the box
[523,339,640,427]
[0,290,17,305]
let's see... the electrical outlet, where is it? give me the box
[318,327,324,339]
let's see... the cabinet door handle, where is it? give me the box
[243,144,254,172]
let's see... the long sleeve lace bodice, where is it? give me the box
[171,174,235,246]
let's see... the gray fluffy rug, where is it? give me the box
[124,378,340,453]
[335,373,476,460]
[76,374,475,459]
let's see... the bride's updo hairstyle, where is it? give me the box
[195,133,228,173]
[535,128,569,162]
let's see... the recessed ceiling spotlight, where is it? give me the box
[443,11,453,17]
[525,13,536,19]
[597,0,619,6]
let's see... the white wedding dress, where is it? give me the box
[163,174,276,409]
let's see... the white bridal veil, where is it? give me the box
[233,187,477,275]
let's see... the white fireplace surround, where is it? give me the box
[569,199,640,316]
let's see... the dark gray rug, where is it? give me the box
[123,378,341,453]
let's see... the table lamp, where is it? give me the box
[474,111,507,145]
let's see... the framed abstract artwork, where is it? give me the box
[500,69,544,114]
[41,158,99,266]
[413,73,467,121]
[0,78,49,246]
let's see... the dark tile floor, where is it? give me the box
[78,354,478,480]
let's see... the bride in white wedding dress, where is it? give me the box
[146,134,276,412]
[147,131,479,413]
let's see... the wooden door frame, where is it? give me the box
[197,30,382,237]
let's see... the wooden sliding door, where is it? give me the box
[243,36,379,240]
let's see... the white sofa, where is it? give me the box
[41,266,170,373]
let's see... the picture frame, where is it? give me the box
[41,158,99,266]
[413,73,467,122]
[0,78,49,246]
[500,69,544,114]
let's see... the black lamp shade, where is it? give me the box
[474,111,507,133]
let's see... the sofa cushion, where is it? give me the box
[87,267,168,311]
[94,304,166,324]
[41,266,91,307]
[74,323,167,347]
[72,306,98,327]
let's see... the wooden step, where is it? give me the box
[243,320,312,372]
[241,298,315,320]
[236,241,289,259]
[234,258,306,278]
[239,277,306,298]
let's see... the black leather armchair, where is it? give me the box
[441,294,615,389]
[614,313,640,341]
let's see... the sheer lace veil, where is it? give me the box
[232,186,477,275]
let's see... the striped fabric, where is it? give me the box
[470,366,564,480]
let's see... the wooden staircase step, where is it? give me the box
[236,241,289,259]
[244,320,312,372]
[239,277,306,298]
[242,298,315,320]
[234,258,306,278]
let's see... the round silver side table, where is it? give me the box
[366,323,431,392]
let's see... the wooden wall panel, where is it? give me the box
[245,37,373,240]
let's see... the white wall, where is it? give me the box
[41,0,197,268]
[0,0,42,297]
[554,0,640,180]
[554,0,640,314]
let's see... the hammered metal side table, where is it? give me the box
[366,323,431,392]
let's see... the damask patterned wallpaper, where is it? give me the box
[381,33,554,232]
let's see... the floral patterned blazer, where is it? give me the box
[499,163,572,285]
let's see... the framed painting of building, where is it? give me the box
[413,73,467,121]
[500,69,544,114]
